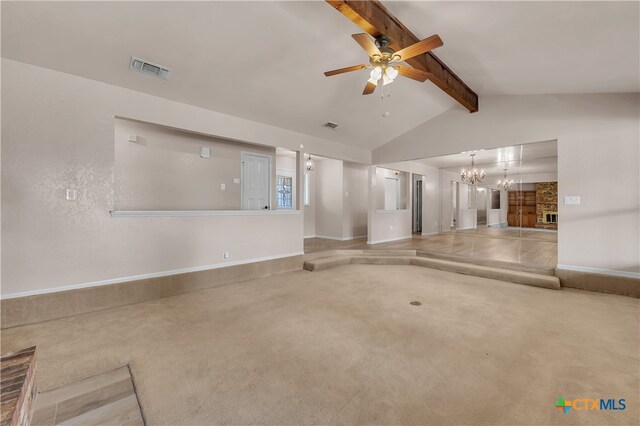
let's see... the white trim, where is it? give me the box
[110,210,301,217]
[1,252,304,300]
[557,264,640,279]
[303,235,316,239]
[367,235,412,245]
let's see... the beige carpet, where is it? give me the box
[2,265,638,425]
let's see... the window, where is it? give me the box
[277,175,293,209]
[303,173,311,206]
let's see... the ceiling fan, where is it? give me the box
[324,33,443,95]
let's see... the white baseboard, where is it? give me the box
[1,251,304,300]
[304,235,316,239]
[314,235,366,241]
[367,235,412,245]
[557,264,640,279]
[314,235,345,241]
[421,231,439,236]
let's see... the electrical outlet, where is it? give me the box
[223,252,230,260]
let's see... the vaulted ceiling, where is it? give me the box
[2,1,638,151]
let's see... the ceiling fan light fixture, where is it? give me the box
[385,66,398,80]
[382,66,398,85]
[369,66,382,81]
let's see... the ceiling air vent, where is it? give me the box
[322,121,340,130]
[129,57,171,80]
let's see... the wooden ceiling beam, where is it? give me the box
[326,0,479,112]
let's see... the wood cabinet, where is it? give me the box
[507,191,537,228]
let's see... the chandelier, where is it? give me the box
[306,155,315,172]
[497,168,514,191]
[460,153,485,185]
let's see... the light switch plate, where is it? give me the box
[65,189,77,201]
[565,196,581,205]
[128,134,138,143]
[233,178,240,184]
[200,147,211,159]
[220,183,226,191]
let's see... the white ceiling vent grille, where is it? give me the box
[322,121,341,130]
[129,57,171,80]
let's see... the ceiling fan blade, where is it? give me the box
[352,33,381,57]
[363,81,377,95]
[396,65,429,82]
[324,64,367,77]
[393,34,443,61]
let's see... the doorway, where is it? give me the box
[413,176,423,233]
[241,152,271,210]
[476,187,487,226]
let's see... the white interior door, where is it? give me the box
[384,177,399,210]
[242,153,271,210]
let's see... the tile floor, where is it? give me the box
[31,366,144,426]
[305,227,558,266]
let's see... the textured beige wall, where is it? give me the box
[303,171,316,237]
[314,159,344,239]
[1,59,304,297]
[342,162,368,239]
[374,94,640,274]
[115,118,275,211]
[368,166,412,244]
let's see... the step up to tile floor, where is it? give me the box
[31,365,144,426]
[303,250,561,290]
